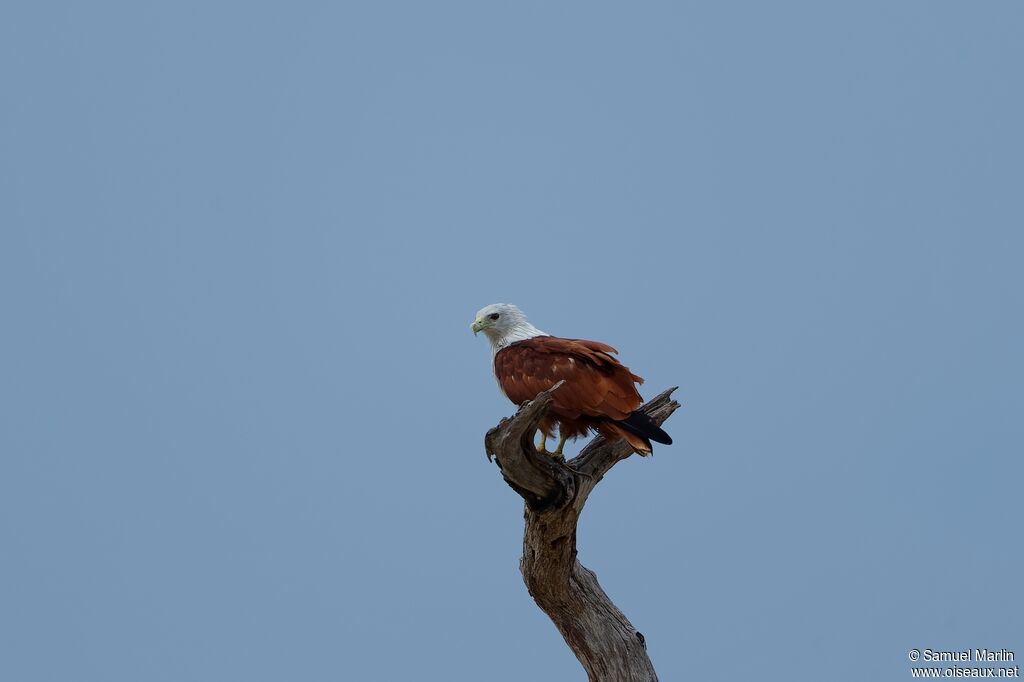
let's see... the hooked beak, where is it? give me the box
[471,318,485,335]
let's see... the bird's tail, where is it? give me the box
[611,411,672,456]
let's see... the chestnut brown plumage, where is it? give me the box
[494,336,671,455]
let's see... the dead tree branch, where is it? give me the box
[484,386,681,682]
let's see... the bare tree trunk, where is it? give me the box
[484,385,680,682]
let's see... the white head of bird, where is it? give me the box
[471,303,547,353]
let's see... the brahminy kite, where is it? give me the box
[472,303,671,457]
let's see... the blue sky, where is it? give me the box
[2,2,1021,680]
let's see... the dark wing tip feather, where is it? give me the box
[615,411,672,445]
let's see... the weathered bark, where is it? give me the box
[484,385,680,682]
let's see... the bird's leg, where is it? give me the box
[535,432,548,453]
[552,433,568,458]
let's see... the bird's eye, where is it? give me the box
[489,313,500,320]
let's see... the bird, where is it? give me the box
[472,303,671,457]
